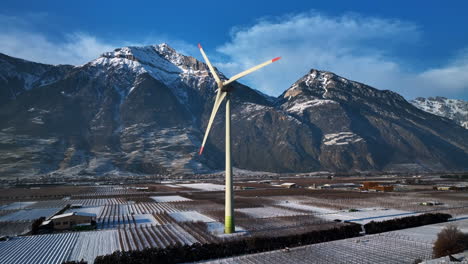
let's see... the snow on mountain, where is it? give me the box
[286,99,338,114]
[411,97,468,129]
[1,45,468,177]
[88,44,218,105]
[322,132,364,146]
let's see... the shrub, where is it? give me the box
[433,225,468,258]
[31,217,46,235]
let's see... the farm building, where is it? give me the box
[361,182,394,192]
[280,183,297,188]
[434,185,468,191]
[47,212,96,230]
[319,183,361,189]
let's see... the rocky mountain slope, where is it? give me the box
[0,44,467,177]
[410,97,468,129]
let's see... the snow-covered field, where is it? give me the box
[0,202,37,210]
[119,225,199,251]
[133,214,159,226]
[320,208,416,224]
[99,203,179,218]
[169,211,214,222]
[150,195,191,202]
[177,183,225,191]
[199,229,434,264]
[392,219,468,242]
[68,198,126,206]
[277,201,336,214]
[98,214,137,229]
[98,212,161,229]
[0,230,121,264]
[0,208,60,221]
[278,202,417,224]
[237,206,305,218]
[69,230,120,263]
[0,232,80,264]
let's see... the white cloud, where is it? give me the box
[216,12,468,99]
[0,14,115,65]
[0,14,197,66]
[1,12,467,99]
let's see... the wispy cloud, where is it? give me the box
[1,12,467,99]
[215,12,468,99]
[0,14,114,65]
[0,14,197,66]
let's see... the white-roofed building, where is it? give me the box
[48,212,96,230]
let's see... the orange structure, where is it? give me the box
[374,185,394,192]
[361,181,394,192]
[363,181,379,189]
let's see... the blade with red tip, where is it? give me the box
[223,57,281,86]
[198,43,222,86]
[199,91,227,155]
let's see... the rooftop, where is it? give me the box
[50,212,96,220]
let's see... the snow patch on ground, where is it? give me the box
[150,195,192,202]
[393,219,468,242]
[277,202,336,214]
[164,184,181,188]
[177,183,225,191]
[206,222,247,237]
[319,207,416,224]
[236,206,304,218]
[133,214,159,226]
[169,211,215,222]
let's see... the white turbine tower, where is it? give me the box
[198,43,280,234]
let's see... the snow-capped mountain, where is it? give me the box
[0,45,467,178]
[410,97,468,129]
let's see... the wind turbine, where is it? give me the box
[198,43,280,234]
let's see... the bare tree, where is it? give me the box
[433,225,468,258]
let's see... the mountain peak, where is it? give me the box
[282,68,347,99]
[283,68,407,107]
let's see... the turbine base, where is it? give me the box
[225,215,234,234]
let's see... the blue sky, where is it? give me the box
[1,0,468,100]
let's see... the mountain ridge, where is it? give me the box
[0,44,467,178]
[410,96,468,129]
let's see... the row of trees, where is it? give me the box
[93,224,362,264]
[364,213,451,234]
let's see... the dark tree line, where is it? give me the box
[364,213,451,234]
[94,224,362,264]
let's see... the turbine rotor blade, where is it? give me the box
[198,43,222,86]
[199,91,227,155]
[223,57,281,86]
